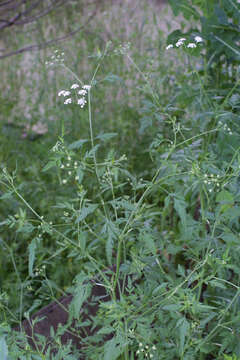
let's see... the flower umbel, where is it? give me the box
[187,43,197,48]
[58,84,91,107]
[194,36,203,43]
[71,83,80,89]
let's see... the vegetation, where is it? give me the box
[0,0,240,359]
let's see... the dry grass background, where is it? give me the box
[0,0,184,132]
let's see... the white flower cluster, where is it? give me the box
[58,84,91,107]
[61,156,79,184]
[45,49,64,66]
[203,173,221,193]
[166,36,203,50]
[136,343,157,359]
[219,120,233,135]
[114,42,131,55]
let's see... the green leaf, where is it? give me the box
[28,238,37,277]
[0,336,8,360]
[216,190,234,213]
[177,317,190,356]
[216,190,234,204]
[85,144,100,159]
[96,133,117,141]
[103,74,123,83]
[221,232,239,245]
[76,168,84,183]
[72,273,91,318]
[174,197,187,228]
[42,160,57,172]
[76,204,98,223]
[209,279,227,290]
[142,232,156,255]
[106,234,113,266]
[104,336,123,360]
[162,304,181,311]
[68,139,88,150]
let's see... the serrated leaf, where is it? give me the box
[68,139,88,149]
[98,326,115,335]
[162,304,181,311]
[72,274,91,318]
[174,197,187,228]
[96,133,117,141]
[104,74,123,83]
[177,317,190,356]
[209,280,227,290]
[28,238,37,277]
[76,168,84,183]
[0,336,8,360]
[85,144,100,159]
[104,336,123,360]
[106,234,113,266]
[76,204,98,223]
[142,232,156,254]
[216,190,234,204]
[42,160,57,172]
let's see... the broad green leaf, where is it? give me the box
[0,336,8,360]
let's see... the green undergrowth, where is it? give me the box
[0,0,240,359]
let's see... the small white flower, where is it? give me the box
[166,44,173,50]
[194,36,203,43]
[187,43,197,48]
[63,91,71,97]
[68,171,72,175]
[64,98,72,105]
[74,161,78,166]
[78,89,87,96]
[71,83,79,89]
[62,179,67,184]
[58,90,66,96]
[179,38,186,42]
[58,90,71,97]
[83,85,91,90]
[67,156,71,161]
[77,97,87,108]
[60,164,64,169]
[75,176,79,181]
[176,40,184,47]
